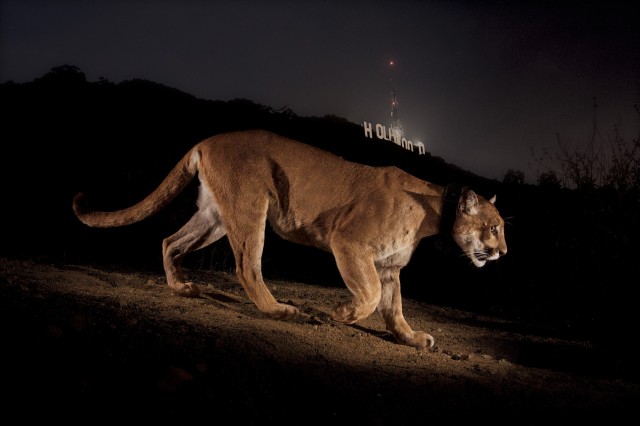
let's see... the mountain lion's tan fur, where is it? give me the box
[73,130,507,349]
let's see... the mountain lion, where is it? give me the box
[73,130,507,349]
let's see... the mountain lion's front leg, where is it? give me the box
[377,266,434,349]
[330,243,382,324]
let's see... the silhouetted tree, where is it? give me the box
[37,64,87,84]
[537,170,561,190]
[552,99,640,193]
[502,168,524,185]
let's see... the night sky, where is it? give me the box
[1,0,638,182]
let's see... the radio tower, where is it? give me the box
[388,60,403,142]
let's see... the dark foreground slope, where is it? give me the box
[1,258,638,424]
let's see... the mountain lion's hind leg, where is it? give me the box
[225,198,300,320]
[162,188,226,297]
[377,266,434,349]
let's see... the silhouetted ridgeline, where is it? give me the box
[1,65,638,370]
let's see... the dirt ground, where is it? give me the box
[1,256,637,424]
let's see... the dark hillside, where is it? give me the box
[0,64,494,280]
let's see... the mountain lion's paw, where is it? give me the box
[330,302,358,324]
[398,331,434,350]
[266,302,300,320]
[170,281,201,297]
[406,331,435,349]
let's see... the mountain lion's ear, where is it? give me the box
[459,190,479,215]
[490,195,497,204]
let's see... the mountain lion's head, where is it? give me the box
[453,190,507,267]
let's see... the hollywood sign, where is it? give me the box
[363,121,425,155]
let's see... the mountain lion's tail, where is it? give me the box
[73,148,201,228]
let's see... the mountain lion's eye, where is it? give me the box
[490,225,498,235]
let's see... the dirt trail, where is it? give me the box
[1,257,637,423]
